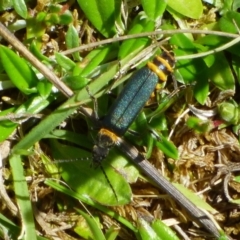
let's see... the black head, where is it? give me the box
[92,145,110,167]
[92,130,117,167]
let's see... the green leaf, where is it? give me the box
[45,13,60,25]
[141,0,167,20]
[76,209,106,240]
[152,219,180,240]
[193,74,209,105]
[46,180,137,232]
[77,0,119,37]
[0,95,52,142]
[196,35,227,49]
[173,183,217,212]
[219,233,234,240]
[145,132,154,159]
[209,53,235,90]
[55,52,76,71]
[30,41,53,64]
[219,11,240,34]
[155,136,179,160]
[17,95,50,113]
[0,46,38,95]
[118,16,154,59]
[12,0,28,19]
[9,154,37,240]
[105,226,120,240]
[0,213,20,239]
[65,25,81,61]
[167,0,203,19]
[0,214,48,240]
[229,198,240,204]
[171,34,208,84]
[63,75,89,90]
[59,10,73,25]
[186,117,213,133]
[37,80,52,98]
[74,214,102,239]
[80,45,118,77]
[137,218,162,240]
[0,107,17,142]
[50,140,132,206]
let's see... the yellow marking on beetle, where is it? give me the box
[155,55,174,73]
[147,61,168,82]
[99,128,119,142]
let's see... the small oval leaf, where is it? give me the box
[167,0,203,19]
[209,53,235,90]
[77,0,118,37]
[0,46,38,95]
[12,0,28,19]
[152,219,180,240]
[141,0,167,20]
[155,136,179,160]
[66,25,81,61]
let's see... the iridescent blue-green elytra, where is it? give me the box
[102,51,175,136]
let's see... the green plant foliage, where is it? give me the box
[2,1,240,239]
[167,0,203,19]
[50,140,132,206]
[77,0,120,37]
[0,46,38,94]
[118,15,155,59]
[12,0,27,19]
[66,25,81,61]
[152,219,180,240]
[141,0,167,20]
